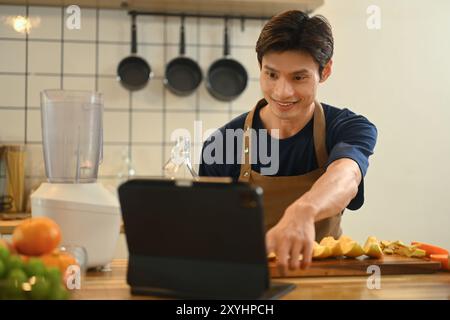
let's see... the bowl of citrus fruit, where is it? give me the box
[0,217,79,300]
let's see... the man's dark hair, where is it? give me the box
[256,10,334,78]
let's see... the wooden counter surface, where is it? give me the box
[71,259,450,300]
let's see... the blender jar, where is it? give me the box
[40,90,103,183]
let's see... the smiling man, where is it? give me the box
[199,10,377,274]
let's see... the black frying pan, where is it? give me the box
[206,18,248,102]
[164,16,202,96]
[117,13,152,91]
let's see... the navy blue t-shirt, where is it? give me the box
[198,100,377,210]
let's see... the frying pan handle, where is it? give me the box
[131,13,137,54]
[180,15,186,56]
[224,17,230,57]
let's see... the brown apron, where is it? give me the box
[238,99,342,241]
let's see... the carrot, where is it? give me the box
[429,254,449,271]
[411,242,449,257]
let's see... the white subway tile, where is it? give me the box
[98,145,129,177]
[0,75,25,107]
[230,47,259,78]
[24,143,45,177]
[231,80,262,112]
[28,41,61,74]
[98,43,129,76]
[165,111,196,142]
[97,77,129,110]
[131,112,163,143]
[63,76,95,91]
[26,109,42,143]
[199,18,227,46]
[230,18,262,47]
[103,111,129,143]
[131,145,163,177]
[27,75,60,107]
[0,5,26,39]
[0,109,25,141]
[198,112,229,142]
[28,6,62,40]
[137,15,164,44]
[98,9,130,43]
[63,42,96,75]
[0,40,25,72]
[132,79,164,110]
[64,7,96,41]
[166,90,198,111]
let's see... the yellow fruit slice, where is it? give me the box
[312,241,333,259]
[320,236,344,256]
[341,241,365,258]
[363,236,383,258]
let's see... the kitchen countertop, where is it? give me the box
[0,218,125,235]
[71,259,450,300]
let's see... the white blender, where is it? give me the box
[31,90,121,269]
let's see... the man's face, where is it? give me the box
[259,50,330,120]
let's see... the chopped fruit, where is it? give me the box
[429,254,449,271]
[410,242,449,257]
[363,236,383,258]
[340,241,365,258]
[320,236,344,256]
[39,251,78,275]
[312,243,333,259]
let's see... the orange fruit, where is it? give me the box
[40,251,78,275]
[12,217,62,256]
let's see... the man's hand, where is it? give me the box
[266,202,316,275]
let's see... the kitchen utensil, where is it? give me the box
[117,13,152,91]
[206,18,248,101]
[32,89,121,269]
[164,16,202,96]
[0,145,25,213]
[163,135,198,179]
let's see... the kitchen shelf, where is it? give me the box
[0,0,324,17]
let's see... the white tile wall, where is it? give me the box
[63,76,95,91]
[131,112,163,143]
[27,75,60,107]
[0,4,264,197]
[28,6,61,39]
[26,109,42,142]
[28,41,61,74]
[97,77,129,109]
[64,8,96,41]
[0,6,26,39]
[0,109,25,141]
[103,111,129,143]
[63,42,96,74]
[0,41,26,72]
[0,75,25,107]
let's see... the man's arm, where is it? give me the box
[298,157,362,222]
[266,158,362,274]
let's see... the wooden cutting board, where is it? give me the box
[269,255,442,278]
